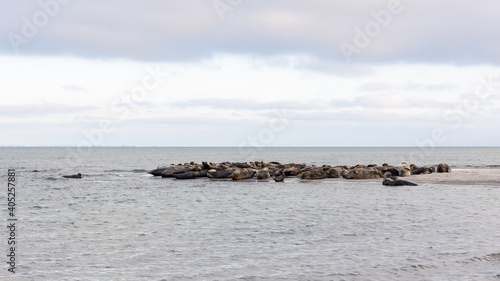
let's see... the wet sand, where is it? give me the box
[403,169,500,187]
[308,169,499,187]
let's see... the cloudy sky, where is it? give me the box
[1,0,499,146]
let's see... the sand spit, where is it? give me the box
[406,169,500,187]
[148,161,500,187]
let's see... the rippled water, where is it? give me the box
[1,147,499,280]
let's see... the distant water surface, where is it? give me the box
[0,147,499,280]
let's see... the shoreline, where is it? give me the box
[150,168,500,187]
[324,169,500,187]
[404,169,500,187]
[147,159,499,186]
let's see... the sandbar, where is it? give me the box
[403,169,500,187]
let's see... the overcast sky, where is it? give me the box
[1,0,499,147]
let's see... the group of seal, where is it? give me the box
[147,161,451,185]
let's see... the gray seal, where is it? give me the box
[382,176,418,186]
[173,171,200,179]
[62,173,81,179]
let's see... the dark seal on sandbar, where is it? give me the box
[382,176,418,186]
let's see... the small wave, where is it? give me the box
[132,169,148,173]
[270,229,296,235]
[400,252,500,272]
[18,168,60,173]
[104,169,148,173]
[81,173,105,177]
[458,253,500,264]
[400,264,440,271]
[460,165,500,169]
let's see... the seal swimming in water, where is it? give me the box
[63,173,81,179]
[382,176,418,186]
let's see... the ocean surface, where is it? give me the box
[1,147,499,280]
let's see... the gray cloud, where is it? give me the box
[353,94,451,109]
[169,98,311,111]
[62,84,88,92]
[358,82,392,92]
[293,57,376,76]
[160,96,452,113]
[287,108,438,124]
[0,103,97,117]
[400,81,457,92]
[2,0,500,65]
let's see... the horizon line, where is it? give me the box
[1,145,499,148]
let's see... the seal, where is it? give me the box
[284,167,300,176]
[229,168,256,180]
[353,168,383,179]
[256,168,270,179]
[326,167,343,178]
[207,168,236,179]
[62,173,81,179]
[299,169,326,179]
[382,176,418,186]
[173,171,200,179]
[411,166,434,175]
[381,168,399,177]
[398,167,411,177]
[148,166,169,176]
[161,167,187,178]
[437,163,451,173]
[343,168,382,179]
[273,175,285,182]
[273,169,285,182]
[197,169,208,177]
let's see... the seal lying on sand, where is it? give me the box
[273,169,285,182]
[161,167,188,178]
[173,171,200,179]
[229,168,256,180]
[148,166,169,176]
[411,166,435,175]
[256,168,270,179]
[437,163,451,173]
[273,175,284,182]
[342,168,383,179]
[63,173,82,178]
[382,176,418,186]
[207,168,236,179]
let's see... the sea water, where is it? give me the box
[0,147,499,280]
